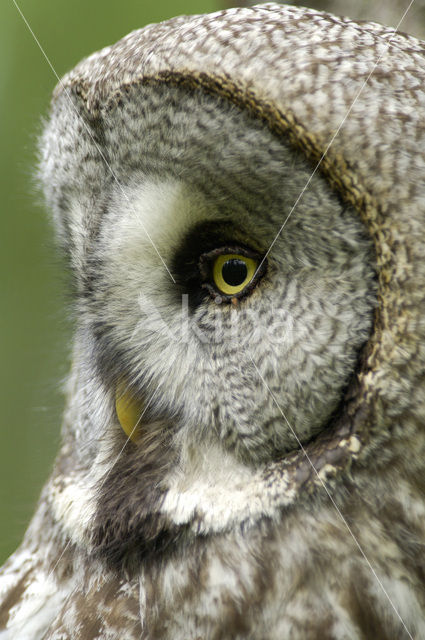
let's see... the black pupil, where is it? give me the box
[222,259,248,287]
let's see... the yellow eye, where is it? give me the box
[199,245,267,302]
[213,254,258,296]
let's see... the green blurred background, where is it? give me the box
[1,0,424,565]
[0,0,223,565]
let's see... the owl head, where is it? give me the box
[37,4,425,564]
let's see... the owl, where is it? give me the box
[1,3,425,639]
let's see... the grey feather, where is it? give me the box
[1,4,425,638]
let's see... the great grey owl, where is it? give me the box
[1,3,425,639]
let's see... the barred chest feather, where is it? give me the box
[2,457,425,639]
